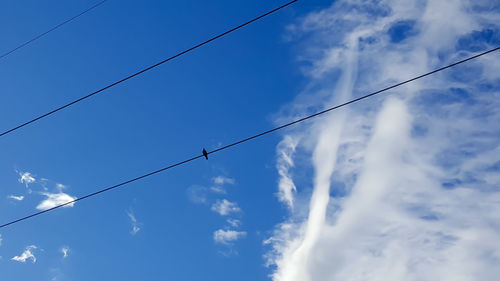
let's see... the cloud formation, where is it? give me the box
[18,172,35,187]
[276,135,299,209]
[266,0,500,280]
[36,192,77,211]
[186,185,210,204]
[7,195,24,201]
[212,176,235,185]
[213,229,247,245]
[210,176,236,194]
[61,247,69,258]
[211,199,241,216]
[188,175,247,252]
[227,218,241,228]
[12,246,37,263]
[127,210,141,235]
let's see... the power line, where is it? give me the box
[0,0,300,138]
[0,46,498,230]
[0,0,108,60]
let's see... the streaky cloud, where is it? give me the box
[12,246,37,263]
[36,192,76,211]
[214,229,247,245]
[267,1,500,280]
[7,195,24,201]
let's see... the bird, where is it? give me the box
[202,148,208,160]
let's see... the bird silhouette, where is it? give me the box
[202,148,208,160]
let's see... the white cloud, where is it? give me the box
[36,192,77,211]
[267,1,500,280]
[276,135,299,209]
[227,218,241,228]
[209,185,227,194]
[7,195,24,201]
[210,176,235,194]
[56,183,67,191]
[212,176,235,185]
[127,210,141,235]
[0,234,2,246]
[12,246,37,263]
[61,247,69,258]
[211,199,241,216]
[18,172,35,187]
[186,185,209,204]
[213,229,247,245]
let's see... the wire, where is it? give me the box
[0,0,300,138]
[0,0,108,60]
[0,46,497,230]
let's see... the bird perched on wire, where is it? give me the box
[202,148,208,160]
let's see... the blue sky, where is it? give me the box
[1,1,500,281]
[0,1,327,280]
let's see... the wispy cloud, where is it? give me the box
[7,195,24,201]
[189,176,246,253]
[12,246,37,263]
[36,192,77,211]
[127,210,141,235]
[226,218,241,228]
[209,185,227,194]
[56,183,67,191]
[211,199,241,216]
[186,185,209,204]
[213,229,247,245]
[209,176,235,194]
[187,176,237,203]
[266,0,500,280]
[276,135,299,209]
[49,267,65,281]
[61,247,69,258]
[18,172,35,187]
[212,176,235,186]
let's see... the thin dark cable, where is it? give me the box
[0,154,204,229]
[0,46,498,229]
[209,46,500,154]
[0,0,299,138]
[0,0,108,60]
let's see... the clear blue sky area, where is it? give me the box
[0,1,331,280]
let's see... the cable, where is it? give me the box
[0,0,108,60]
[0,0,300,138]
[0,46,497,229]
